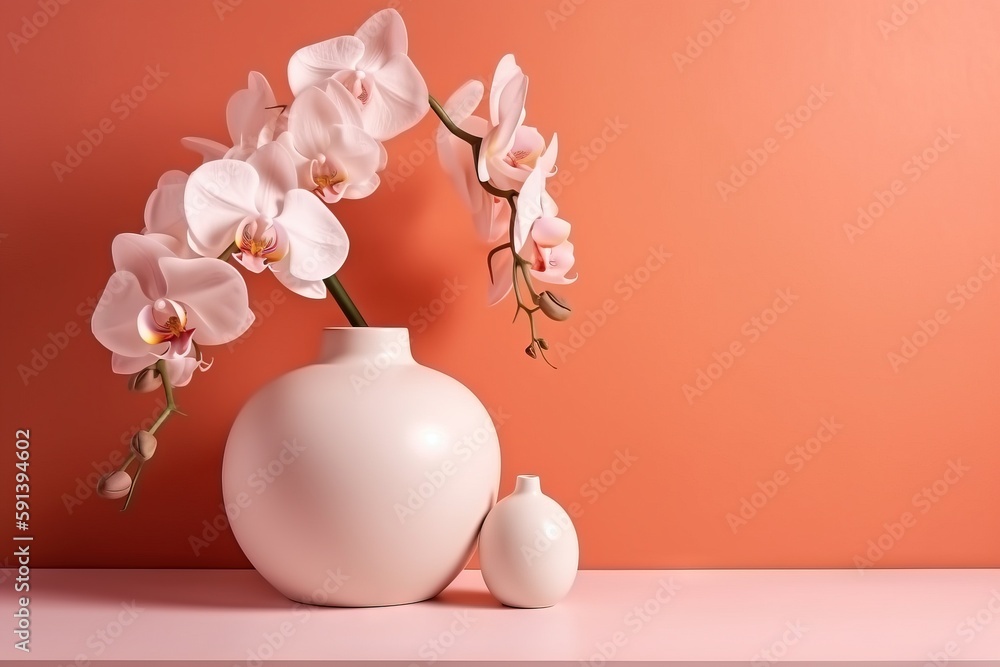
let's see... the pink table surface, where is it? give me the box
[2,568,999,665]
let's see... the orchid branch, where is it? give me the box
[149,359,179,433]
[323,274,368,327]
[429,94,561,365]
[119,359,181,511]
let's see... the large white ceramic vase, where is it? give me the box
[222,327,501,607]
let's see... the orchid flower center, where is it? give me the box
[350,70,371,105]
[233,218,288,274]
[311,156,347,194]
[314,172,345,189]
[164,315,185,337]
[138,298,189,345]
[137,298,197,360]
[506,148,534,168]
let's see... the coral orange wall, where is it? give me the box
[1,0,998,568]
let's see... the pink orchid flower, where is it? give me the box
[182,71,285,163]
[516,166,576,287]
[92,233,254,384]
[287,9,428,141]
[184,142,349,299]
[476,55,558,193]
[487,160,575,305]
[276,84,383,203]
[143,170,199,258]
[437,63,558,243]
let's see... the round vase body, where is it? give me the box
[479,475,579,608]
[223,327,501,606]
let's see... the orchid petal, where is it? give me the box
[288,35,365,96]
[531,240,577,285]
[246,142,297,218]
[275,190,349,280]
[477,198,510,244]
[377,140,388,170]
[184,159,260,257]
[487,250,514,306]
[489,54,522,126]
[274,133,314,191]
[288,87,338,158]
[141,232,195,261]
[234,251,269,274]
[223,144,256,161]
[542,192,559,218]
[144,170,187,238]
[92,271,158,358]
[343,173,381,200]
[530,216,571,248]
[180,137,228,163]
[259,110,288,145]
[161,356,201,387]
[327,123,382,178]
[358,54,428,141]
[493,72,527,157]
[111,352,158,376]
[513,166,545,251]
[355,8,407,70]
[144,171,199,257]
[157,257,254,346]
[479,73,526,182]
[227,71,277,149]
[324,81,365,127]
[111,233,175,299]
[269,259,328,299]
[538,133,559,174]
[439,133,480,212]
[443,79,484,125]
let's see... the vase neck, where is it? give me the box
[317,327,414,365]
[514,475,541,495]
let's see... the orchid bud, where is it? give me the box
[128,368,162,393]
[130,431,157,461]
[97,471,133,500]
[525,344,537,359]
[537,291,571,321]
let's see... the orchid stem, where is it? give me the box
[149,359,178,435]
[121,461,144,512]
[323,274,368,327]
[117,452,136,473]
[428,95,479,146]
[119,361,181,511]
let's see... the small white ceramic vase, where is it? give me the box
[478,474,579,608]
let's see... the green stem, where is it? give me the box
[323,274,368,327]
[120,360,180,511]
[148,359,178,435]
